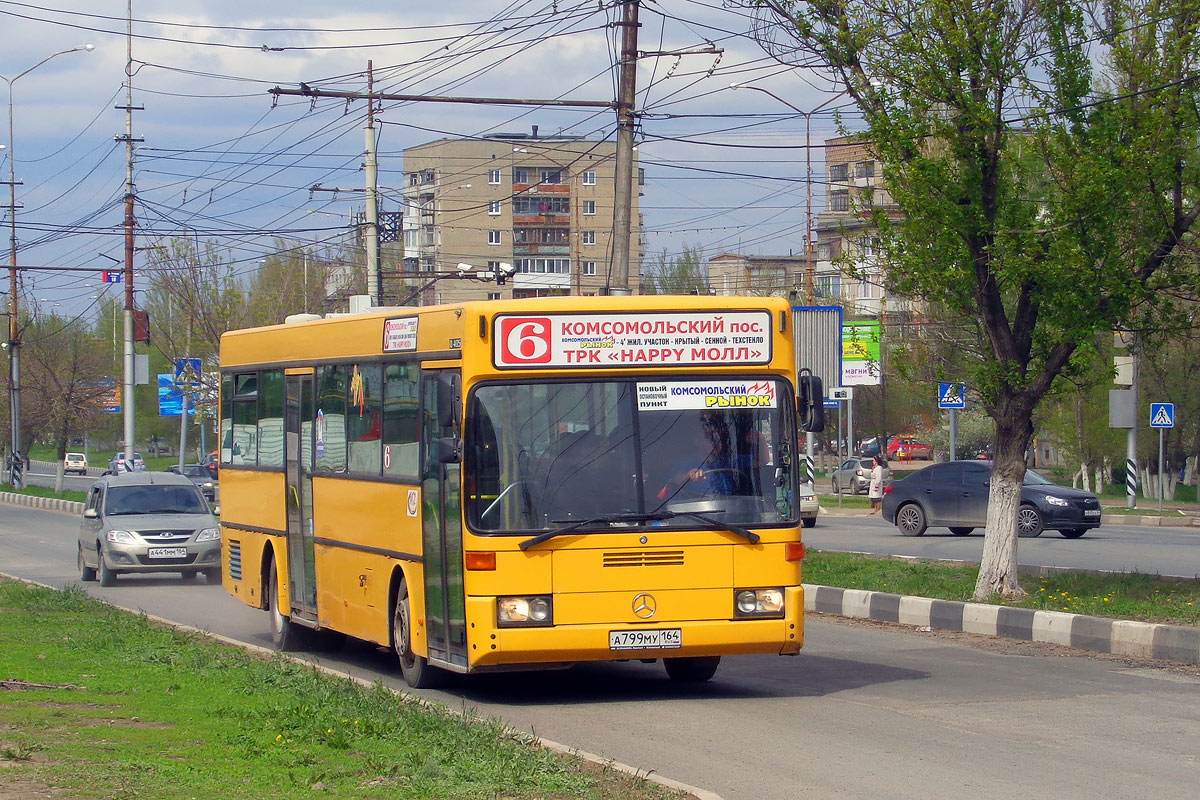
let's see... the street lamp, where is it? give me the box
[3,43,94,485]
[730,83,848,302]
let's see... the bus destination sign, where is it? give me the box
[493,311,773,369]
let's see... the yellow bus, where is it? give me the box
[218,295,815,686]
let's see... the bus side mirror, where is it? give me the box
[436,373,461,429]
[797,371,825,433]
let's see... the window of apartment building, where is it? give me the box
[515,258,570,274]
[582,260,597,275]
[582,230,596,246]
[488,200,502,215]
[855,160,874,179]
[540,169,563,184]
[829,163,849,181]
[487,292,501,300]
[513,196,569,215]
[816,242,831,260]
[582,200,596,215]
[816,274,841,299]
[513,228,569,244]
[488,230,502,246]
[488,169,501,184]
[860,188,875,207]
[513,167,530,183]
[858,236,877,256]
[582,170,596,185]
[829,190,850,211]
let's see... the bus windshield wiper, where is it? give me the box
[519,511,673,550]
[657,510,760,544]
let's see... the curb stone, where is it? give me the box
[0,491,84,515]
[804,582,1200,666]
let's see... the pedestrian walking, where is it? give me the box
[868,454,885,514]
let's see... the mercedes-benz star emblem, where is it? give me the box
[632,593,656,619]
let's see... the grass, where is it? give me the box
[0,483,87,503]
[0,580,678,800]
[804,550,1200,625]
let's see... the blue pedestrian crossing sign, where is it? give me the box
[938,382,966,409]
[1150,403,1175,428]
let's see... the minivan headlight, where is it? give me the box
[106,529,139,544]
[735,588,784,618]
[497,596,553,627]
[196,528,220,542]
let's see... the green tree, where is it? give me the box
[752,0,1200,598]
[643,244,709,295]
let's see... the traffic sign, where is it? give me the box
[174,358,202,388]
[938,382,966,409]
[1150,403,1175,428]
[829,387,853,401]
[101,271,123,283]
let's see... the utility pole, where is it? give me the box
[363,61,381,306]
[610,0,640,293]
[117,0,142,465]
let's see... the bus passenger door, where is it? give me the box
[420,369,468,670]
[285,374,318,623]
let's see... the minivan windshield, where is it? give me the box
[105,484,209,515]
[465,377,797,533]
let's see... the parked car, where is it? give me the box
[887,435,933,461]
[798,483,819,528]
[64,452,88,475]
[167,463,217,501]
[858,437,882,457]
[881,460,1102,538]
[106,452,146,474]
[831,457,891,494]
[77,472,221,585]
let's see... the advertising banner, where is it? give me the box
[636,380,778,411]
[493,310,773,369]
[842,321,881,386]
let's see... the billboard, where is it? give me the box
[842,321,882,386]
[157,373,196,417]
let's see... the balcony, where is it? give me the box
[513,183,570,195]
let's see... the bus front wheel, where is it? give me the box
[393,579,443,689]
[664,656,720,683]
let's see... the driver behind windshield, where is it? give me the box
[656,411,765,502]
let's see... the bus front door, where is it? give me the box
[284,374,318,624]
[420,369,468,670]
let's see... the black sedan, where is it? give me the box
[881,460,1102,538]
[166,464,217,502]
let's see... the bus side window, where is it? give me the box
[383,363,420,478]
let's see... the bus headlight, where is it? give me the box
[497,596,553,627]
[734,588,784,618]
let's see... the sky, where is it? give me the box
[0,0,864,323]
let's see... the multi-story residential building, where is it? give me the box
[811,135,908,320]
[706,253,804,296]
[401,131,641,303]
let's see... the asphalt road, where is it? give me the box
[806,512,1200,578]
[3,505,1198,800]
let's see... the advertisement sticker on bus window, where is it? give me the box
[637,381,777,411]
[407,489,419,517]
[493,311,772,369]
[383,316,418,352]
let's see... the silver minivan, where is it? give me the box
[78,472,221,586]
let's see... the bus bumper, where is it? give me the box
[464,585,804,668]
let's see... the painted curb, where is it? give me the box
[0,570,720,800]
[804,583,1200,665]
[0,492,84,515]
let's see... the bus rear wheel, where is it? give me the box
[393,579,443,689]
[664,656,720,683]
[268,557,302,651]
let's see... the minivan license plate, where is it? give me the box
[609,629,682,651]
[147,547,187,559]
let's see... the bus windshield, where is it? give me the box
[466,378,797,533]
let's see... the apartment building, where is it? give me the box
[401,131,641,304]
[810,135,907,319]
